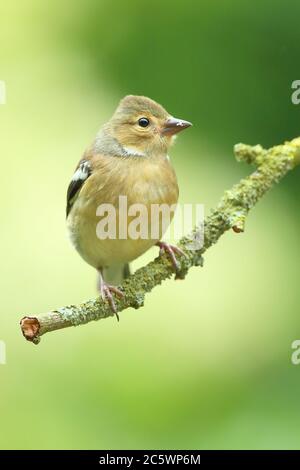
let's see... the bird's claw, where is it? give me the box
[156,241,187,272]
[100,282,124,321]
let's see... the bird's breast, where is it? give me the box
[67,155,179,268]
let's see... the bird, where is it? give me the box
[66,95,192,317]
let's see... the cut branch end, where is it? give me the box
[20,317,41,344]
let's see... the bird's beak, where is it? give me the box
[162,116,193,136]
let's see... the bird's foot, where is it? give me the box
[156,241,187,272]
[99,280,124,321]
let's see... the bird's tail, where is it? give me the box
[102,263,131,286]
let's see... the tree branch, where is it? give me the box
[20,138,300,344]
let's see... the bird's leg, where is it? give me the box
[98,270,124,321]
[156,241,187,272]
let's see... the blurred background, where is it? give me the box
[0,0,300,450]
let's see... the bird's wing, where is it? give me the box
[66,159,92,217]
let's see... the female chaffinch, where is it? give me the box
[66,95,192,317]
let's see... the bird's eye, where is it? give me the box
[138,117,150,128]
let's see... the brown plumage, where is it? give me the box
[66,95,192,315]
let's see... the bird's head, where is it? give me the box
[107,95,192,157]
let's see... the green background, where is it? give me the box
[1,0,300,449]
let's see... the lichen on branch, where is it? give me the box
[20,137,300,344]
